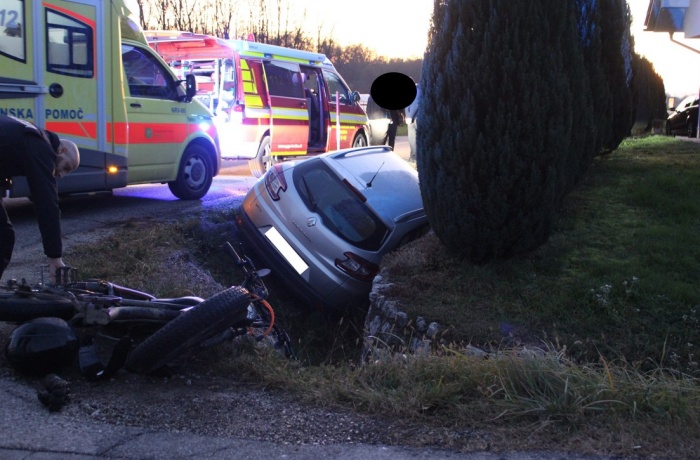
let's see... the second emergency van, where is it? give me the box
[0,0,220,200]
[146,31,369,177]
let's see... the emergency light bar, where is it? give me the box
[146,31,334,68]
[228,40,333,68]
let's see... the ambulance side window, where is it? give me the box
[0,0,26,62]
[221,59,235,93]
[45,8,93,77]
[322,70,350,105]
[122,45,178,100]
[263,61,304,99]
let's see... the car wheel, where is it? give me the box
[167,144,213,200]
[249,136,278,178]
[688,120,697,138]
[352,133,368,148]
[665,122,672,136]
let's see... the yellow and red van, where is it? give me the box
[0,0,220,200]
[146,31,369,177]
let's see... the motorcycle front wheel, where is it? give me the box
[125,285,251,374]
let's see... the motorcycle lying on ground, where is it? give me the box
[0,242,294,380]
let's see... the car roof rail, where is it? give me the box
[394,208,426,224]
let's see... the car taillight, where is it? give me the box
[265,164,287,201]
[335,252,379,282]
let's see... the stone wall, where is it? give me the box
[361,269,441,362]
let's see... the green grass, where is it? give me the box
[64,135,700,456]
[383,135,700,376]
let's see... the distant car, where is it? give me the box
[360,94,391,145]
[666,95,698,138]
[237,146,430,312]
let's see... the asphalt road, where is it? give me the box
[1,161,255,284]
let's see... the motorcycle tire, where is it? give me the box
[0,292,75,323]
[125,285,251,374]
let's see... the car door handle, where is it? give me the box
[130,103,142,108]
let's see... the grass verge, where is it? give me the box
[383,135,700,375]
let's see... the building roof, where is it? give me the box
[645,0,700,38]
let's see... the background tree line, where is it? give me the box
[132,0,422,92]
[132,0,662,118]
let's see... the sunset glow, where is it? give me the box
[297,0,698,98]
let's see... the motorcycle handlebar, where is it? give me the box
[223,242,244,266]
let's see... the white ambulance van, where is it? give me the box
[146,31,369,177]
[0,0,220,200]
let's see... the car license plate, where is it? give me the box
[264,227,309,275]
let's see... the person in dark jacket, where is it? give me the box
[383,109,405,149]
[0,115,80,283]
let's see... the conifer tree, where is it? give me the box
[417,0,594,262]
[598,0,635,152]
[631,55,667,131]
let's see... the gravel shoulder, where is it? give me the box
[0,330,494,454]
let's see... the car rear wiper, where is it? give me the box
[300,176,317,212]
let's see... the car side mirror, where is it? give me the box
[352,91,361,104]
[185,74,197,102]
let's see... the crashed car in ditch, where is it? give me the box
[237,145,430,313]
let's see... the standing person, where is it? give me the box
[405,83,420,162]
[384,109,405,149]
[0,116,80,283]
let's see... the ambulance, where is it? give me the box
[0,0,221,200]
[146,31,369,177]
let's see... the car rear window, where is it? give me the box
[293,160,389,251]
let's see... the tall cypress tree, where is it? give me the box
[576,0,607,155]
[631,54,667,130]
[417,0,595,262]
[599,0,634,152]
[576,0,634,154]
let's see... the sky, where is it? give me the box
[296,0,698,99]
[296,0,432,60]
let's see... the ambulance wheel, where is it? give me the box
[352,133,368,148]
[249,136,277,178]
[168,144,213,200]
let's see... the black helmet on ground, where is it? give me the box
[5,317,78,376]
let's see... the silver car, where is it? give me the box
[237,146,430,312]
